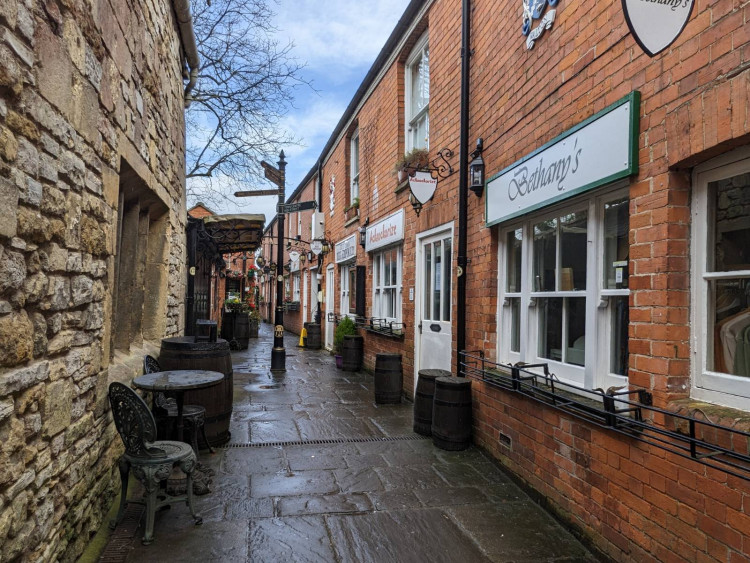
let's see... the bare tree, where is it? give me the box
[186,0,308,207]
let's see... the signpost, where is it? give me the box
[277,200,317,214]
[234,189,280,198]
[262,154,287,374]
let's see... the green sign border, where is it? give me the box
[485,91,641,228]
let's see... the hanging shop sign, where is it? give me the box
[622,0,694,57]
[335,234,357,264]
[310,240,323,255]
[409,171,438,206]
[365,209,404,253]
[486,92,640,227]
[522,0,559,50]
[290,259,300,273]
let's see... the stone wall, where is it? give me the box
[0,0,188,559]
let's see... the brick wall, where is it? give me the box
[291,0,750,559]
[0,0,188,559]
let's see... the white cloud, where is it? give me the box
[274,0,411,72]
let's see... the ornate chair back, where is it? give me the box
[143,355,161,374]
[143,355,174,413]
[108,382,162,459]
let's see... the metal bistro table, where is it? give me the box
[132,370,224,444]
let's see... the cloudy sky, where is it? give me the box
[210,0,411,221]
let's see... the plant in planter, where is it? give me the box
[333,316,357,369]
[344,197,360,220]
[248,309,262,338]
[393,147,430,183]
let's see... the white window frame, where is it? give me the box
[497,184,630,390]
[292,272,301,302]
[405,33,429,152]
[372,246,403,323]
[691,147,750,410]
[350,128,360,204]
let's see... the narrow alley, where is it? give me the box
[100,324,597,562]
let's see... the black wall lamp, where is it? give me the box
[359,217,369,248]
[469,138,485,197]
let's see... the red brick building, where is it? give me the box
[271,0,750,559]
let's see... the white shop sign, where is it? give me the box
[486,93,640,227]
[622,0,694,57]
[335,234,357,264]
[365,209,404,253]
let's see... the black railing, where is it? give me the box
[365,318,405,338]
[325,313,405,338]
[459,351,750,482]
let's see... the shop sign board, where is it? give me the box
[409,171,438,206]
[335,234,357,264]
[486,92,640,227]
[622,0,694,57]
[365,209,405,253]
[310,240,323,255]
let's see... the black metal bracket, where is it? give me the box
[422,148,455,179]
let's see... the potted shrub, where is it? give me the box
[344,197,360,221]
[393,147,430,183]
[248,309,262,338]
[333,316,357,369]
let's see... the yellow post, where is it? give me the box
[299,327,307,347]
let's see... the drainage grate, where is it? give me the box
[98,505,143,562]
[223,435,429,449]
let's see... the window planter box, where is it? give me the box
[285,301,300,311]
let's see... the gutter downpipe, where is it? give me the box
[173,0,200,108]
[457,0,471,360]
[315,159,323,325]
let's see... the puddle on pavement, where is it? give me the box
[244,382,283,392]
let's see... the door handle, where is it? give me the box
[418,322,422,334]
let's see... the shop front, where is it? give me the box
[488,93,639,392]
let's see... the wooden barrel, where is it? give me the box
[233,314,249,349]
[305,323,321,349]
[413,369,451,436]
[342,335,363,371]
[374,353,402,404]
[159,337,234,446]
[432,376,472,451]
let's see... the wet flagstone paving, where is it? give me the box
[117,324,597,562]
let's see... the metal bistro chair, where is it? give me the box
[143,355,214,454]
[108,382,202,545]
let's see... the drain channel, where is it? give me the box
[223,435,429,449]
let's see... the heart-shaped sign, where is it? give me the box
[622,0,694,57]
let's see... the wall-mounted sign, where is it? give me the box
[290,259,300,273]
[622,0,694,57]
[310,240,323,255]
[409,171,438,206]
[288,250,300,262]
[365,209,404,253]
[486,92,640,227]
[335,234,357,264]
[522,0,559,50]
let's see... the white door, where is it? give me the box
[325,265,335,349]
[303,270,309,323]
[415,226,454,387]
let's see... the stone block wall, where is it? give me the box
[0,0,188,559]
